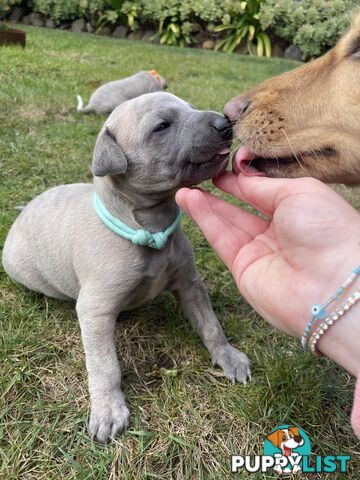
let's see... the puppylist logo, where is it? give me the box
[231,425,351,475]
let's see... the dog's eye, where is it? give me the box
[153,122,171,133]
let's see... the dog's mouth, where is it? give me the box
[190,147,231,167]
[180,146,230,187]
[233,146,336,177]
[283,445,292,457]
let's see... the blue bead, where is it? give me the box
[311,304,326,319]
[354,266,360,275]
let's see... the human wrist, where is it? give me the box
[318,297,360,376]
[303,254,360,376]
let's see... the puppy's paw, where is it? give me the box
[211,343,251,384]
[89,392,130,443]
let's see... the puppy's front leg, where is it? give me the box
[173,275,251,384]
[76,291,130,443]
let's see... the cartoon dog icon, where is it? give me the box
[267,427,304,474]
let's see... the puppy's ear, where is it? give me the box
[266,430,282,448]
[92,127,127,177]
[290,427,300,437]
[338,11,360,59]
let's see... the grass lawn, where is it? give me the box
[1,26,359,480]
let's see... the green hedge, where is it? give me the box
[6,0,360,59]
[259,0,358,59]
[8,0,103,23]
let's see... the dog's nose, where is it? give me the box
[211,115,232,140]
[223,97,251,122]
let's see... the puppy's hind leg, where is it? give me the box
[76,288,130,443]
[172,273,251,384]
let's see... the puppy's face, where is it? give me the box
[267,427,304,450]
[92,92,232,195]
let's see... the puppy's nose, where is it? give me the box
[211,115,232,140]
[223,97,251,122]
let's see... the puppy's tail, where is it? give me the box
[76,94,93,113]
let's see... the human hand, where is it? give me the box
[176,174,360,342]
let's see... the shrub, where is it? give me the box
[32,0,103,24]
[97,0,140,32]
[121,0,270,52]
[259,0,359,59]
[214,0,271,56]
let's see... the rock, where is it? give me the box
[194,30,207,45]
[142,30,156,42]
[271,42,285,58]
[45,18,55,29]
[112,25,128,38]
[99,26,112,36]
[235,43,248,55]
[22,14,31,25]
[9,7,24,22]
[30,12,44,27]
[128,30,144,41]
[59,22,71,30]
[202,39,215,50]
[71,18,85,33]
[86,22,94,33]
[284,44,302,61]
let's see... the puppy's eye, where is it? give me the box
[153,122,171,133]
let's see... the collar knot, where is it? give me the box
[93,194,182,250]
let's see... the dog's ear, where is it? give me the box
[290,427,300,437]
[338,11,360,59]
[266,430,282,447]
[92,127,128,177]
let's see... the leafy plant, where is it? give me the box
[214,0,271,56]
[158,16,194,47]
[97,0,139,32]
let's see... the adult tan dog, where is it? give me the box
[224,12,360,185]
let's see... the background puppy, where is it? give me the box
[76,70,167,114]
[3,92,251,443]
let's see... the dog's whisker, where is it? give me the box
[234,122,272,149]
[280,128,309,177]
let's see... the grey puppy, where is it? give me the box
[3,92,251,443]
[76,70,167,114]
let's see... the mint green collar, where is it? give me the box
[93,193,182,250]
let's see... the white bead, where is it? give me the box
[327,319,333,325]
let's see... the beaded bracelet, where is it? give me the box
[301,265,360,351]
[308,288,360,356]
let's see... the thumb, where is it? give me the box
[215,173,325,217]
